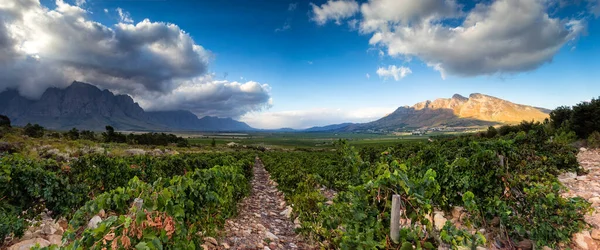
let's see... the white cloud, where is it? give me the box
[138,74,272,118]
[314,0,587,78]
[310,0,359,25]
[0,0,272,118]
[241,107,395,129]
[104,8,108,13]
[288,3,297,11]
[359,0,460,32]
[376,65,412,81]
[366,73,370,79]
[307,61,313,65]
[75,0,85,7]
[116,7,133,23]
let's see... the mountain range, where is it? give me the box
[339,93,549,132]
[0,82,253,131]
[0,82,551,132]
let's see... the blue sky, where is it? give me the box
[4,0,600,128]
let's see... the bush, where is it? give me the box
[80,130,96,141]
[62,164,250,249]
[102,125,126,143]
[23,123,45,138]
[571,97,600,138]
[588,131,600,148]
[549,106,573,130]
[0,115,10,127]
[554,130,577,145]
[48,132,61,139]
[0,152,255,241]
[126,132,188,146]
[66,128,79,140]
[0,203,26,240]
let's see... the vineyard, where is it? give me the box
[260,128,592,249]
[1,110,600,249]
[1,152,255,249]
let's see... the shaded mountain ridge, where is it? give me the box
[0,81,254,131]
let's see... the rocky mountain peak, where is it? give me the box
[452,94,468,100]
[0,81,254,131]
[356,93,551,131]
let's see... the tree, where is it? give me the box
[23,123,45,138]
[80,130,96,141]
[485,126,498,138]
[0,115,10,127]
[211,138,216,147]
[67,128,80,140]
[102,125,126,143]
[571,97,600,138]
[549,106,573,130]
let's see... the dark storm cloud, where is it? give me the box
[0,0,271,118]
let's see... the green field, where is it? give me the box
[184,131,448,148]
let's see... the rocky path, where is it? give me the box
[559,149,600,250]
[215,157,311,250]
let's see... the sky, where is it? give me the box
[1,0,599,129]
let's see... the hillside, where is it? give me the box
[304,123,356,132]
[0,82,255,131]
[343,93,550,131]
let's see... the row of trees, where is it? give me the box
[550,97,600,138]
[549,97,600,147]
[0,118,189,147]
[479,97,600,147]
[102,126,189,147]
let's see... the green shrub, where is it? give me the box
[0,115,10,127]
[260,131,587,249]
[587,131,600,148]
[23,123,45,138]
[554,130,577,145]
[0,152,255,241]
[80,130,96,141]
[62,164,250,249]
[66,128,79,140]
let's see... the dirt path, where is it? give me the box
[216,157,311,250]
[559,149,600,249]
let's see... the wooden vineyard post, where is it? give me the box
[390,194,401,244]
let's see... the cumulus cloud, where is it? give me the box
[0,0,272,118]
[241,107,394,129]
[360,0,460,32]
[314,0,587,78]
[138,74,272,118]
[376,65,411,81]
[310,0,359,25]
